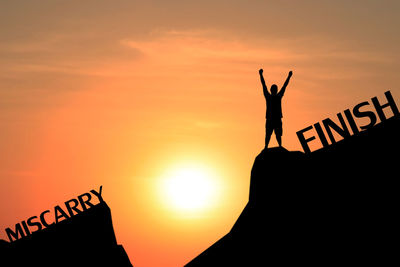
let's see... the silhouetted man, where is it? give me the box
[259,69,293,148]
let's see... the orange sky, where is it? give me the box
[1,1,400,266]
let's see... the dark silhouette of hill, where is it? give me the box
[0,202,133,266]
[186,115,399,266]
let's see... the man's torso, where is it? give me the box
[266,94,283,120]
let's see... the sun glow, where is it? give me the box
[159,164,220,215]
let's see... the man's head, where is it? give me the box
[270,84,278,95]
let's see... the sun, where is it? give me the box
[159,164,220,215]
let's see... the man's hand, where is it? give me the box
[259,69,263,75]
[289,71,293,77]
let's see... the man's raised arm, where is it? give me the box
[259,69,269,97]
[279,71,293,97]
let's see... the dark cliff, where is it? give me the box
[0,202,133,266]
[186,115,399,266]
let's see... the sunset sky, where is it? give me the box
[1,1,399,266]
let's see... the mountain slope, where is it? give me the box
[1,201,133,266]
[186,115,400,266]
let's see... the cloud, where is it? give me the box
[0,32,143,77]
[121,29,303,66]
[1,27,393,81]
[0,27,397,114]
[113,29,400,94]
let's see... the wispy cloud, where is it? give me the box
[0,27,394,82]
[119,29,394,80]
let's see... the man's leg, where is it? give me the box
[265,133,272,148]
[276,134,282,147]
[265,121,273,148]
[275,120,283,147]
